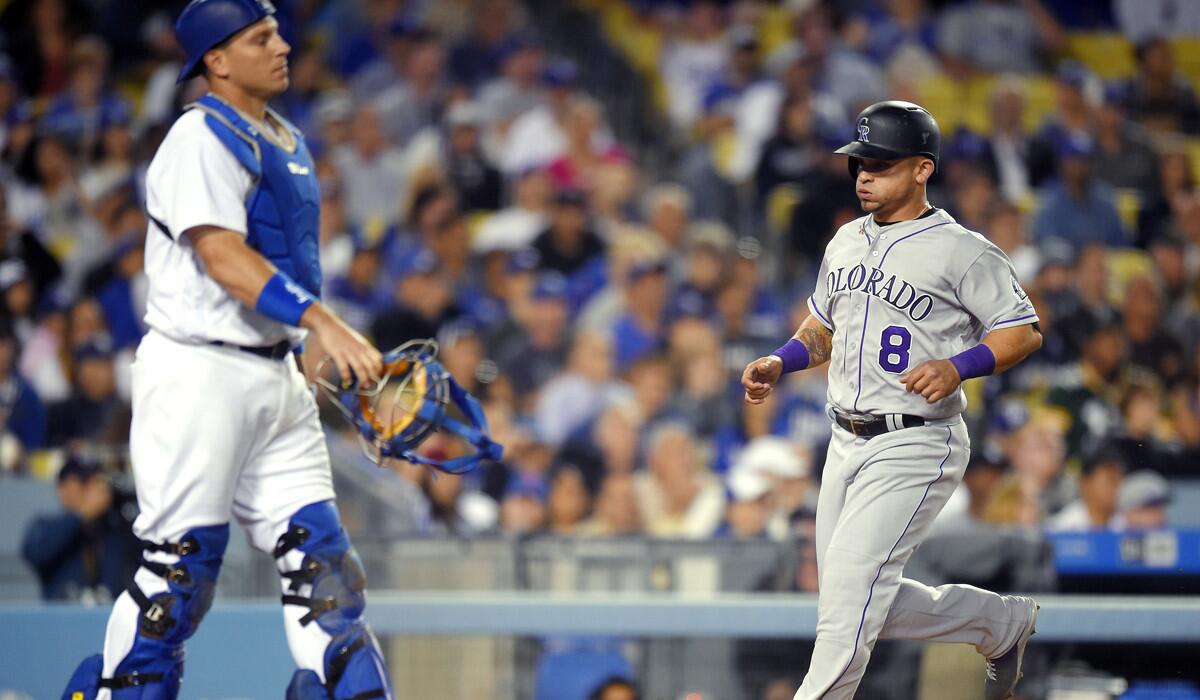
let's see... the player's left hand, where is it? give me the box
[899,359,961,404]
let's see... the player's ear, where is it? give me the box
[203,48,230,82]
[914,158,934,185]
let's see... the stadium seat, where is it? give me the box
[1106,248,1154,304]
[1120,681,1200,700]
[534,648,635,700]
[1067,32,1137,79]
[1170,37,1200,91]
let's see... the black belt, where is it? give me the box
[832,410,925,439]
[209,339,293,360]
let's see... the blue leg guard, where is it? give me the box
[62,525,229,700]
[276,501,393,700]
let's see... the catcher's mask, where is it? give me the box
[317,339,502,474]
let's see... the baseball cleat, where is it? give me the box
[984,596,1039,700]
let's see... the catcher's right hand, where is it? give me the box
[742,356,783,405]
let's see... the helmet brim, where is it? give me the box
[833,141,908,162]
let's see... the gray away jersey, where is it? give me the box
[807,208,1038,420]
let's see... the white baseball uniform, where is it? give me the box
[796,208,1039,699]
[97,106,337,693]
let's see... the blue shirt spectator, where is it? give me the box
[1031,133,1126,251]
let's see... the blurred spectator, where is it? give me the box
[1031,133,1126,251]
[588,677,639,700]
[854,0,940,68]
[754,92,821,204]
[660,1,729,131]
[420,467,497,536]
[500,470,548,534]
[992,408,1070,524]
[495,271,572,397]
[21,454,137,601]
[473,169,551,254]
[370,249,463,351]
[478,33,545,134]
[326,238,388,334]
[611,257,670,371]
[1046,447,1125,531]
[792,3,887,113]
[987,78,1037,201]
[1116,469,1172,530]
[642,183,692,251]
[1123,274,1186,384]
[1,0,92,97]
[370,28,450,148]
[546,464,593,536]
[1092,83,1160,202]
[579,472,642,537]
[1125,37,1200,135]
[1115,0,1200,42]
[545,96,629,193]
[722,436,811,540]
[449,0,521,88]
[41,37,129,163]
[45,336,127,447]
[91,234,147,350]
[983,200,1040,282]
[437,101,503,212]
[635,422,724,538]
[332,105,408,230]
[937,0,1064,76]
[19,293,70,402]
[1138,148,1195,246]
[533,188,607,301]
[0,318,45,451]
[502,59,603,176]
[669,318,732,438]
[1112,380,1193,476]
[534,327,621,446]
[1046,316,1127,459]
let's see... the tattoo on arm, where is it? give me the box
[796,325,833,367]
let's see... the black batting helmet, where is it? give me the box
[834,100,940,178]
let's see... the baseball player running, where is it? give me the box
[63,1,393,698]
[742,101,1042,700]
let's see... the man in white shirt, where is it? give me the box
[62,2,392,699]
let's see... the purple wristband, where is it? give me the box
[949,344,996,380]
[770,339,810,374]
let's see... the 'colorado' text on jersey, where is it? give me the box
[808,208,1038,420]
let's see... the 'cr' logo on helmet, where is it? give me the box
[857,117,870,143]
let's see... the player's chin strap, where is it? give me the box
[316,339,502,475]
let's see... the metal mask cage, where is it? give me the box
[316,338,452,466]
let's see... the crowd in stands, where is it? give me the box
[5,0,1200,601]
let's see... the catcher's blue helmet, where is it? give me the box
[175,0,276,84]
[319,340,503,475]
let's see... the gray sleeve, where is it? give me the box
[955,246,1039,332]
[808,253,834,330]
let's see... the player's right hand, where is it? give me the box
[305,305,383,389]
[742,356,783,404]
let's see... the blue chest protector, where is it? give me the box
[192,95,322,298]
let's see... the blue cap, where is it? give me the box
[1102,81,1130,108]
[507,471,549,502]
[57,454,103,483]
[531,272,568,300]
[542,59,578,87]
[73,336,116,363]
[175,0,276,84]
[1056,131,1094,159]
[397,248,439,277]
[1055,59,1092,90]
[496,32,539,63]
[944,128,990,163]
[627,257,668,281]
[506,247,541,275]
